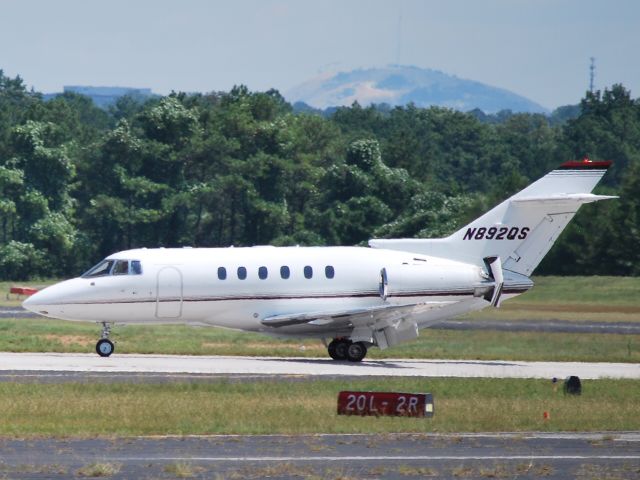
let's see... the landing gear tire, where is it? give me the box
[346,341,367,362]
[328,338,351,361]
[96,338,115,357]
[96,322,114,357]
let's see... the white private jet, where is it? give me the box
[23,159,616,361]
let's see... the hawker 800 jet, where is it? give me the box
[23,159,616,361]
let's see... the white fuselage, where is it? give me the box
[23,246,529,338]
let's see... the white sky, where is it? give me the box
[0,0,638,109]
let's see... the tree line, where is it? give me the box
[0,70,638,279]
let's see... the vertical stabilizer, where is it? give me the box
[369,160,616,276]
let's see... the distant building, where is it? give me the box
[44,86,156,109]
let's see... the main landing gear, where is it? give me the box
[327,338,368,362]
[95,322,115,357]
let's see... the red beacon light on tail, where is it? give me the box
[558,158,613,170]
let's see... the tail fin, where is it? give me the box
[369,160,617,276]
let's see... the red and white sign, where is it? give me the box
[337,391,434,418]
[9,287,39,296]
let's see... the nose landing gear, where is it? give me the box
[327,338,367,362]
[95,322,115,357]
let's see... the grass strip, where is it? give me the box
[0,378,638,436]
[463,276,640,323]
[505,276,640,307]
[1,317,639,362]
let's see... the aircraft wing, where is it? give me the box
[261,303,422,329]
[260,297,491,340]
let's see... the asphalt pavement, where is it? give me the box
[0,352,638,379]
[0,432,638,479]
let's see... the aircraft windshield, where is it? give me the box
[82,259,143,278]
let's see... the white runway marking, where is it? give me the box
[0,352,638,379]
[117,455,640,462]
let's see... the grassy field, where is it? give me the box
[0,378,637,436]
[1,277,638,439]
[1,317,639,362]
[463,276,640,323]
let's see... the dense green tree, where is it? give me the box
[563,84,640,186]
[0,69,638,279]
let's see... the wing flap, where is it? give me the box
[261,303,421,329]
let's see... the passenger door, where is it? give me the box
[156,267,183,318]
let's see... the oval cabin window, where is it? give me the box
[258,266,268,280]
[304,266,313,279]
[217,267,227,280]
[280,266,290,279]
[325,265,335,279]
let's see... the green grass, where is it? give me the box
[514,276,640,306]
[464,276,640,323]
[76,462,121,477]
[0,378,637,436]
[2,317,639,362]
[1,277,638,438]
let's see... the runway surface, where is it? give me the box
[0,432,638,479]
[0,352,638,380]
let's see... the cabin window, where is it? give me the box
[304,265,313,279]
[325,265,335,279]
[131,260,142,275]
[82,259,114,278]
[280,266,290,279]
[217,267,227,280]
[258,266,268,280]
[237,266,247,280]
[112,260,129,275]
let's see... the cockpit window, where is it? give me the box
[82,259,143,278]
[112,260,129,275]
[82,260,114,278]
[131,260,142,275]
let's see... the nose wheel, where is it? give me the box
[327,339,367,362]
[96,322,115,357]
[96,338,115,357]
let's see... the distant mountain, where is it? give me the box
[43,86,156,109]
[286,65,547,114]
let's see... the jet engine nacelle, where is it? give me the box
[379,262,485,300]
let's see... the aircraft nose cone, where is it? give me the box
[22,290,47,314]
[22,293,38,310]
[21,280,78,317]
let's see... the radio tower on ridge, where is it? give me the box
[589,57,596,93]
[395,9,403,65]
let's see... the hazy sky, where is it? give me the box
[1,0,638,109]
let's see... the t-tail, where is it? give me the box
[370,159,617,277]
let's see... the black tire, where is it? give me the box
[328,339,350,360]
[346,341,367,362]
[96,339,115,357]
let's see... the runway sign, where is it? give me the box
[337,391,434,418]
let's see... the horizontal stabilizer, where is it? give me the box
[511,193,618,205]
